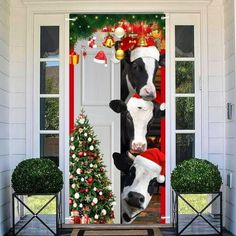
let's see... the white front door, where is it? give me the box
[74,44,121,223]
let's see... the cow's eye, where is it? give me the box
[137,106,142,110]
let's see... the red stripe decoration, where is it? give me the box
[69,63,74,134]
[160,49,166,224]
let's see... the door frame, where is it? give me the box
[24,0,209,224]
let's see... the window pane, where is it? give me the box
[176,134,195,164]
[175,26,194,58]
[40,26,59,58]
[176,97,195,130]
[40,134,59,166]
[40,98,59,130]
[176,61,194,93]
[40,61,59,94]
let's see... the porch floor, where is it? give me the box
[6,215,234,236]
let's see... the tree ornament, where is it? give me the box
[79,203,83,208]
[115,48,125,60]
[69,198,73,205]
[85,195,91,202]
[88,137,92,142]
[71,137,74,141]
[93,153,97,157]
[114,26,125,38]
[79,118,85,124]
[81,177,85,182]
[109,192,113,197]
[99,219,105,224]
[71,183,76,189]
[76,168,81,174]
[92,197,98,204]
[73,202,77,208]
[70,145,75,150]
[99,191,103,196]
[85,188,89,192]
[74,192,80,199]
[79,128,83,133]
[101,209,107,216]
[84,132,88,137]
[89,163,93,168]
[84,152,87,156]
[93,187,97,191]
[72,154,76,159]
[103,35,115,48]
[94,214,99,220]
[89,145,94,151]
[78,151,83,157]
[94,50,108,67]
[69,51,80,65]
[87,177,94,184]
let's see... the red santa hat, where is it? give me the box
[94,50,107,67]
[135,148,165,183]
[130,46,160,62]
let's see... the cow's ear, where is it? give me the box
[153,102,165,118]
[112,152,133,173]
[109,100,127,113]
[148,178,159,195]
[159,54,165,67]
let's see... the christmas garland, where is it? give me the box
[70,13,165,47]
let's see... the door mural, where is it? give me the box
[69,14,166,224]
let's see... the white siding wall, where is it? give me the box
[223,0,236,234]
[0,0,10,235]
[9,0,27,169]
[207,0,225,174]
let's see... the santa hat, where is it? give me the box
[130,46,160,62]
[135,148,165,183]
[94,50,107,67]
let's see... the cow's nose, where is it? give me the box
[127,191,145,208]
[132,142,146,152]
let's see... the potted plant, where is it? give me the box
[11,158,63,235]
[171,158,223,236]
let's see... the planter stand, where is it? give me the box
[12,192,62,236]
[172,191,222,236]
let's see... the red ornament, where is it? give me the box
[78,151,83,156]
[69,198,73,205]
[99,219,105,224]
[99,195,105,200]
[93,153,97,158]
[109,192,113,197]
[87,177,94,184]
[110,212,115,218]
[85,188,89,193]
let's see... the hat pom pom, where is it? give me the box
[156,175,165,183]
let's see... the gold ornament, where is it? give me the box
[151,30,161,39]
[115,48,125,60]
[137,35,148,47]
[103,35,115,48]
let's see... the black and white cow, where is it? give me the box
[120,46,165,102]
[113,148,165,224]
[109,94,162,162]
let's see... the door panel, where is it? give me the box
[74,46,121,223]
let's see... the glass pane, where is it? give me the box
[40,98,59,130]
[40,134,59,166]
[40,26,59,58]
[176,61,194,93]
[40,61,59,94]
[176,134,195,164]
[175,26,194,57]
[176,97,195,130]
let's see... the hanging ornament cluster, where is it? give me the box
[77,18,165,67]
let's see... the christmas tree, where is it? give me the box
[69,110,115,224]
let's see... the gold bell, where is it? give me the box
[103,36,115,48]
[115,48,125,60]
[137,35,148,47]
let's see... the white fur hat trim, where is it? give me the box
[130,46,160,62]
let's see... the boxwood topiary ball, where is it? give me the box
[171,158,222,193]
[12,158,63,194]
